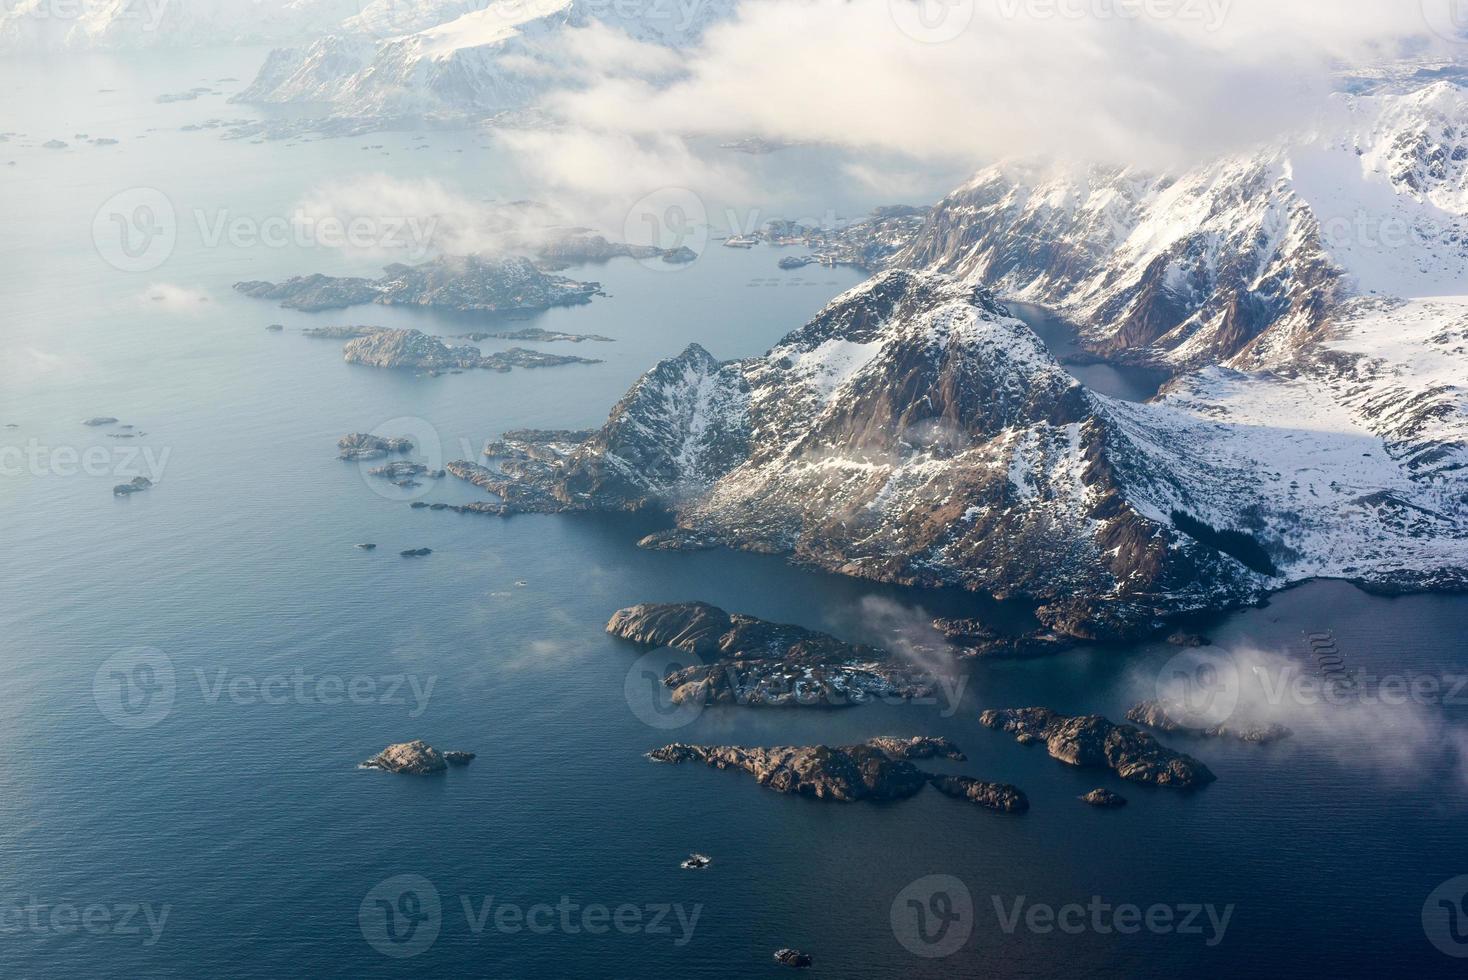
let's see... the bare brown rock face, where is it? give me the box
[928,775,1030,813]
[360,740,474,775]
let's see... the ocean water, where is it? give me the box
[2,50,1467,980]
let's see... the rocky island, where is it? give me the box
[340,328,600,374]
[337,432,413,460]
[234,254,600,314]
[607,601,949,708]
[361,740,475,774]
[454,327,614,344]
[649,737,1026,812]
[980,707,1216,789]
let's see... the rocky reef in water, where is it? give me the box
[361,740,475,774]
[607,601,949,708]
[980,707,1216,788]
[648,737,1025,812]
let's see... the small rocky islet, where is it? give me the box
[1080,788,1129,808]
[773,948,813,969]
[112,476,153,496]
[360,740,475,775]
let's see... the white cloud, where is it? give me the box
[143,283,212,312]
[523,0,1456,175]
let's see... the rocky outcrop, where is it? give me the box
[1125,700,1294,744]
[931,618,1077,659]
[648,741,930,802]
[928,775,1030,813]
[361,740,472,774]
[607,601,882,663]
[607,602,950,708]
[113,476,152,496]
[337,432,412,460]
[980,707,1216,789]
[455,327,614,343]
[773,949,813,969]
[649,738,1003,807]
[235,254,599,314]
[1080,788,1128,807]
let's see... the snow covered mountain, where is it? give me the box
[898,79,1468,373]
[424,75,1468,642]
[447,265,1467,640]
[235,0,737,115]
[0,0,364,51]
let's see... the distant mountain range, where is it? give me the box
[233,0,737,116]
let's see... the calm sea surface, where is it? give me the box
[1,49,1466,980]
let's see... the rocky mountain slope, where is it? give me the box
[235,0,737,116]
[443,258,1468,639]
